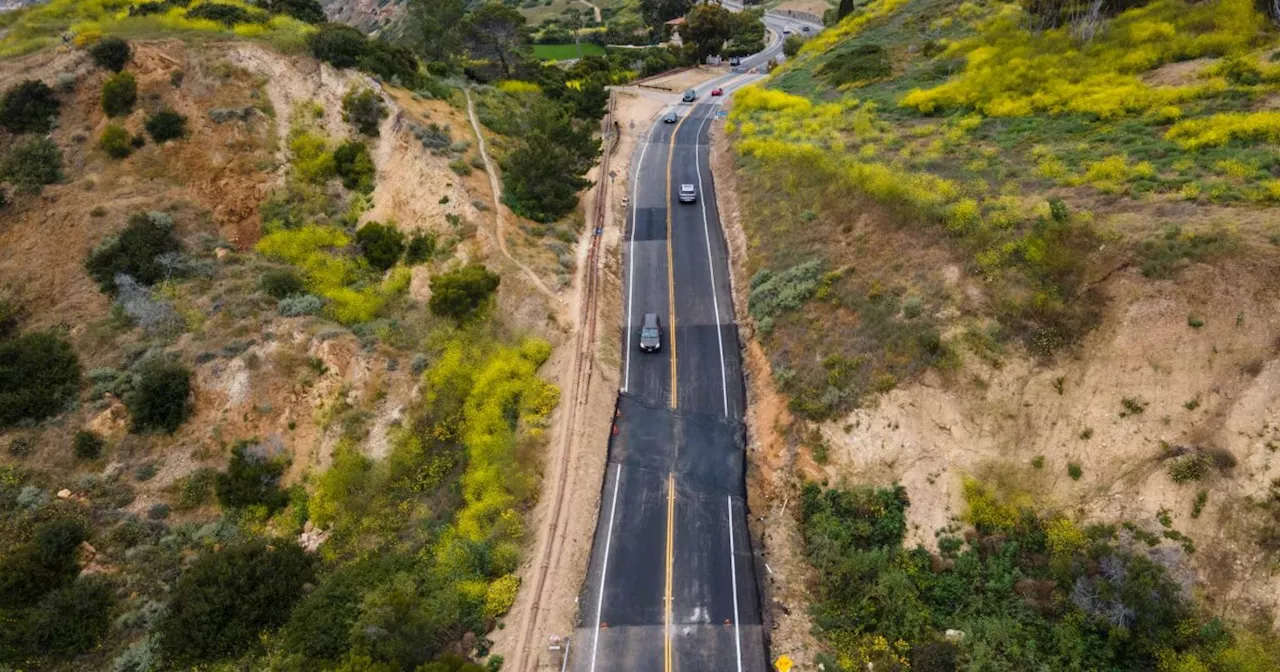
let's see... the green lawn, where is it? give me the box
[531,42,607,60]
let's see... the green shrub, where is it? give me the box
[356,221,405,271]
[1136,225,1236,278]
[127,358,191,434]
[101,71,137,118]
[73,430,104,459]
[185,2,260,24]
[0,80,61,134]
[174,467,216,510]
[278,294,324,316]
[360,39,421,84]
[1120,396,1147,417]
[0,519,86,608]
[260,268,306,298]
[85,211,182,293]
[334,140,375,192]
[1067,462,1083,480]
[747,259,825,329]
[266,0,325,22]
[16,576,115,657]
[215,440,288,512]
[0,299,21,339]
[404,231,437,264]
[2,136,64,194]
[88,37,131,72]
[98,123,132,158]
[428,263,500,320]
[158,539,314,666]
[308,23,370,69]
[342,87,387,137]
[820,44,891,86]
[0,331,82,428]
[145,108,187,142]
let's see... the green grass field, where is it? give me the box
[531,42,607,60]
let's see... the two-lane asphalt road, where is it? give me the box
[572,11,821,672]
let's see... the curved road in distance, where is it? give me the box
[572,9,821,672]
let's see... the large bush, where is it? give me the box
[1,136,63,194]
[145,108,187,142]
[73,430,104,459]
[127,358,191,433]
[266,0,325,22]
[260,268,306,298]
[342,87,386,137]
[186,2,260,24]
[158,540,314,665]
[215,440,287,512]
[0,80,60,134]
[101,71,137,118]
[500,99,599,222]
[84,211,182,293]
[0,331,82,428]
[334,140,375,192]
[355,221,405,271]
[0,519,87,608]
[99,123,132,159]
[88,37,132,71]
[14,576,115,658]
[428,263,500,320]
[308,23,370,68]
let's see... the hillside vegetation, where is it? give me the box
[0,0,614,662]
[726,0,1280,668]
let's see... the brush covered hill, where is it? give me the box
[0,10,578,668]
[724,0,1280,667]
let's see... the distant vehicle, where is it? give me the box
[802,25,810,32]
[663,110,678,123]
[729,56,741,66]
[682,89,697,102]
[711,87,724,96]
[640,313,661,352]
[678,183,697,203]
[783,27,793,34]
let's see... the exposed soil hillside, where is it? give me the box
[719,0,1280,664]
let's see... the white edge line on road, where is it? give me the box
[622,125,654,394]
[692,103,731,418]
[727,495,743,672]
[589,462,624,672]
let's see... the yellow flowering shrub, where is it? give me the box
[484,574,521,618]
[1165,111,1280,149]
[900,0,1268,119]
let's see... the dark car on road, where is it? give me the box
[682,89,697,102]
[640,313,661,352]
[729,56,741,66]
[663,110,677,123]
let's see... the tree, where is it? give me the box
[0,519,86,608]
[0,80,60,134]
[127,358,191,434]
[783,35,805,57]
[428,264,500,320]
[499,98,599,222]
[361,39,422,85]
[566,74,610,121]
[1,136,63,194]
[410,0,466,64]
[17,576,115,657]
[342,88,387,137]
[88,37,132,71]
[0,331,81,428]
[404,231,437,264]
[459,3,529,78]
[84,211,182,293]
[836,0,854,21]
[158,540,315,665]
[215,440,288,512]
[356,221,406,271]
[640,0,693,32]
[683,3,735,60]
[145,108,187,142]
[101,71,137,117]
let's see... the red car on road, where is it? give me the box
[711,87,724,96]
